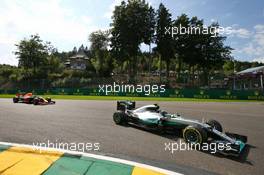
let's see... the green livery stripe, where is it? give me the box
[140,119,159,125]
[163,120,185,127]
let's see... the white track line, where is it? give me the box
[0,141,183,175]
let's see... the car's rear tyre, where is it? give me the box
[33,99,39,105]
[13,98,18,103]
[113,112,127,125]
[206,120,222,132]
[183,125,207,144]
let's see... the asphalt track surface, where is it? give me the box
[0,99,263,175]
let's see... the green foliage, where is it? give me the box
[89,30,109,52]
[47,55,64,73]
[15,34,49,72]
[51,77,92,88]
[234,61,263,72]
[223,60,235,75]
[155,3,174,78]
[89,30,113,77]
[110,0,155,79]
[170,15,233,85]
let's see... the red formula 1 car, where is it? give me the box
[13,92,55,105]
[13,92,35,104]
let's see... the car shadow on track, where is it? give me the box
[201,144,255,166]
[121,124,254,165]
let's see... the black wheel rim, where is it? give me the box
[185,130,199,143]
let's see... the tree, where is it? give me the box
[78,44,85,52]
[15,34,49,74]
[177,16,204,84]
[155,3,174,79]
[72,47,77,54]
[90,30,109,51]
[198,23,233,85]
[172,14,190,81]
[172,14,232,86]
[143,6,156,48]
[223,60,235,76]
[110,0,155,82]
[89,30,113,77]
[14,34,60,88]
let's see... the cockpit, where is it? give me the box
[134,104,160,113]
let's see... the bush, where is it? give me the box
[51,77,92,88]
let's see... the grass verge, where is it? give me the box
[0,94,261,102]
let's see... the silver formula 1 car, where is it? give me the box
[113,101,247,156]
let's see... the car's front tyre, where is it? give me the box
[46,97,51,103]
[183,125,207,144]
[206,120,223,132]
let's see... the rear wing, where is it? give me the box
[117,101,135,111]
